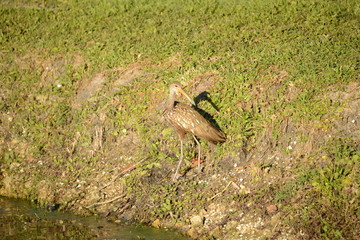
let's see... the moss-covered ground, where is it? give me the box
[1,0,359,239]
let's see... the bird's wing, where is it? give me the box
[174,103,226,143]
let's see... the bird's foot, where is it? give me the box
[172,172,183,182]
[190,157,203,168]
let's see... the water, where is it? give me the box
[0,196,187,240]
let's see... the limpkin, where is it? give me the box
[164,82,226,181]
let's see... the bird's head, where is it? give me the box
[169,82,195,105]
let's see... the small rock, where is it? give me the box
[190,215,204,228]
[151,219,161,228]
[266,204,277,214]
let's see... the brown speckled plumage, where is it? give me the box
[164,82,225,180]
[164,102,226,144]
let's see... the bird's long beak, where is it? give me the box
[179,88,195,106]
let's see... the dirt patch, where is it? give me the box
[72,62,149,108]
[326,82,360,143]
[190,70,221,94]
[113,63,145,87]
[72,72,107,108]
[157,52,184,70]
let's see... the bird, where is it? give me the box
[163,81,226,181]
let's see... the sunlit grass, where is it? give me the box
[1,0,359,238]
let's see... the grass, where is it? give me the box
[1,0,359,238]
[276,138,359,239]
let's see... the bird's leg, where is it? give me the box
[173,139,184,181]
[192,135,201,173]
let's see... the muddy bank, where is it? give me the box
[1,55,359,239]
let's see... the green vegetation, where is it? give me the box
[1,0,359,239]
[276,138,359,239]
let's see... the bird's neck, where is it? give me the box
[166,93,176,111]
